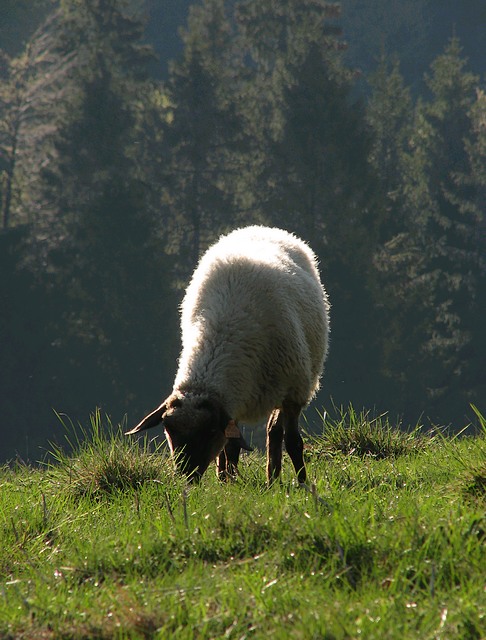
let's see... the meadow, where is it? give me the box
[1,407,485,639]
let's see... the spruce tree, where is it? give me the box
[0,52,23,231]
[161,0,248,270]
[20,0,176,416]
[367,57,414,234]
[371,40,485,421]
[233,1,381,407]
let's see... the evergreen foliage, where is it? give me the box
[0,1,484,460]
[370,40,485,422]
[161,0,249,270]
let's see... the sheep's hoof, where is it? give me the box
[218,471,238,482]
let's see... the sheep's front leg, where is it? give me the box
[217,439,241,480]
[282,400,307,484]
[266,409,284,484]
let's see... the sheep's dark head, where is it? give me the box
[126,393,232,481]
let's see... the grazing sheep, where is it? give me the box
[126,225,330,484]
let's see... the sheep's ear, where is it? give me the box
[224,420,253,452]
[125,401,167,435]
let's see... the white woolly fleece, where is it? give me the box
[173,226,330,423]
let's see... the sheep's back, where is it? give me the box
[174,226,330,422]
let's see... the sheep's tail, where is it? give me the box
[125,402,166,435]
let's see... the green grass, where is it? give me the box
[1,407,485,639]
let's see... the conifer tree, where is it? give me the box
[0,16,75,232]
[161,0,248,270]
[371,40,485,420]
[169,0,381,407]
[19,0,176,414]
[0,52,24,231]
[234,2,382,405]
[367,57,414,236]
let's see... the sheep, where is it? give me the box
[126,225,330,484]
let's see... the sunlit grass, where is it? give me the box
[1,406,485,639]
[309,404,429,459]
[48,408,172,499]
[455,405,486,505]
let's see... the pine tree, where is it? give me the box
[371,40,485,421]
[367,57,414,233]
[0,16,74,232]
[161,0,248,270]
[168,0,382,408]
[230,1,384,408]
[233,0,346,219]
[19,0,177,414]
[460,88,486,408]
[0,52,24,231]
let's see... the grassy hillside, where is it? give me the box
[1,408,485,639]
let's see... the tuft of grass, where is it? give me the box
[462,466,486,502]
[308,404,428,459]
[458,405,486,503]
[48,409,170,499]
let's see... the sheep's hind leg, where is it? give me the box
[266,409,284,484]
[282,400,307,484]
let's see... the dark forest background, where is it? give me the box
[1,0,485,462]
